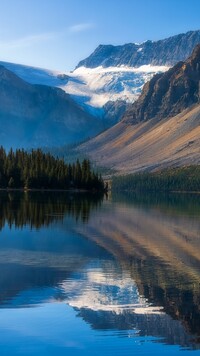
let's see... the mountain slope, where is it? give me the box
[0,65,104,149]
[77,30,200,68]
[78,45,200,173]
[78,105,200,173]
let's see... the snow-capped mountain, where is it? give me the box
[1,29,200,127]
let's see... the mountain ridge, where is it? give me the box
[77,30,200,68]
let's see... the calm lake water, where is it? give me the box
[0,191,200,355]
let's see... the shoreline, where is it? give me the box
[0,188,104,193]
[1,187,199,194]
[111,189,200,194]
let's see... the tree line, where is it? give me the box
[112,166,200,192]
[0,146,104,191]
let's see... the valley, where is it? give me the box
[0,29,199,174]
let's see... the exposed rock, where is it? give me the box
[123,44,200,124]
[77,30,200,68]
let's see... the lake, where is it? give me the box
[0,191,200,355]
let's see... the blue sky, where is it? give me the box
[0,0,199,71]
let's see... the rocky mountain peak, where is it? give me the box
[76,30,200,69]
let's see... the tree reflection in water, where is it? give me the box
[0,191,104,229]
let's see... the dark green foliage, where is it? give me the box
[0,146,104,191]
[112,166,200,192]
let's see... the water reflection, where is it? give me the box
[75,192,200,349]
[0,191,103,229]
[0,191,200,352]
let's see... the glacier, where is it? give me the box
[0,60,169,119]
[63,65,169,108]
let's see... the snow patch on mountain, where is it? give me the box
[0,60,67,87]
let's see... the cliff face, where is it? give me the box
[123,44,200,124]
[77,30,200,68]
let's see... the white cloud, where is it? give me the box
[69,23,95,33]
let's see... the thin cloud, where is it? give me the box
[0,32,57,50]
[69,23,95,33]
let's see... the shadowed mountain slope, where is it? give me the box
[0,65,104,149]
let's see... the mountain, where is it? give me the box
[0,65,104,149]
[78,45,200,173]
[77,30,200,68]
[0,60,168,124]
[123,44,200,124]
[0,29,199,149]
[2,30,200,127]
[49,29,200,124]
[69,30,200,122]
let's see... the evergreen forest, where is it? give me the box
[0,147,104,191]
[112,166,200,192]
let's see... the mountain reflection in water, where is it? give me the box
[0,191,200,353]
